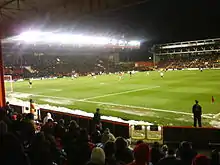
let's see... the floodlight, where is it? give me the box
[128,40,140,46]
[2,30,141,49]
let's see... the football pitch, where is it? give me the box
[6,70,220,126]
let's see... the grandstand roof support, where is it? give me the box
[0,35,6,108]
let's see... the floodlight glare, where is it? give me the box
[3,30,141,48]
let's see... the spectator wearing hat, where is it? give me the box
[43,113,53,125]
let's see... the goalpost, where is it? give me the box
[4,75,13,93]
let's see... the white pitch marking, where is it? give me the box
[12,92,212,118]
[81,86,160,101]
[213,113,220,119]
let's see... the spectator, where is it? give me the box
[42,119,55,135]
[67,128,94,165]
[192,154,210,165]
[87,147,106,165]
[161,145,168,155]
[127,143,150,165]
[20,113,36,143]
[104,141,123,165]
[150,142,164,165]
[54,119,65,139]
[136,140,144,146]
[101,128,116,144]
[91,125,102,144]
[28,132,53,165]
[115,137,134,164]
[43,112,54,125]
[211,150,220,165]
[0,133,30,165]
[179,141,197,165]
[5,101,14,118]
[157,148,183,165]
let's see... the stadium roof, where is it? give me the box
[0,0,149,36]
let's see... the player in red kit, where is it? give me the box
[212,96,215,103]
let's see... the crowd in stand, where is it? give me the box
[158,55,220,69]
[1,105,220,165]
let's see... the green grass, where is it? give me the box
[5,70,220,126]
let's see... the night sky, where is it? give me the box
[80,0,220,44]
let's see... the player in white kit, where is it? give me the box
[160,72,164,78]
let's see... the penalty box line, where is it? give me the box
[14,92,213,119]
[81,86,161,101]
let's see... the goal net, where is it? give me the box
[4,75,13,94]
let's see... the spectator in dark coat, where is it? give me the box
[104,141,124,165]
[68,128,94,165]
[0,133,30,165]
[211,150,220,165]
[157,149,183,165]
[115,137,134,164]
[179,141,197,165]
[150,142,164,165]
[91,125,102,144]
[28,132,53,165]
[41,119,55,136]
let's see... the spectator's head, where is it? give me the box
[179,141,194,162]
[133,143,150,164]
[58,119,65,126]
[26,113,34,121]
[115,137,127,151]
[161,144,168,154]
[47,118,53,124]
[78,128,89,142]
[195,100,199,104]
[152,142,160,149]
[192,154,210,165]
[6,101,9,105]
[104,128,110,134]
[91,147,106,165]
[104,141,115,157]
[96,108,100,113]
[69,120,79,131]
[167,148,175,156]
[136,140,144,146]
